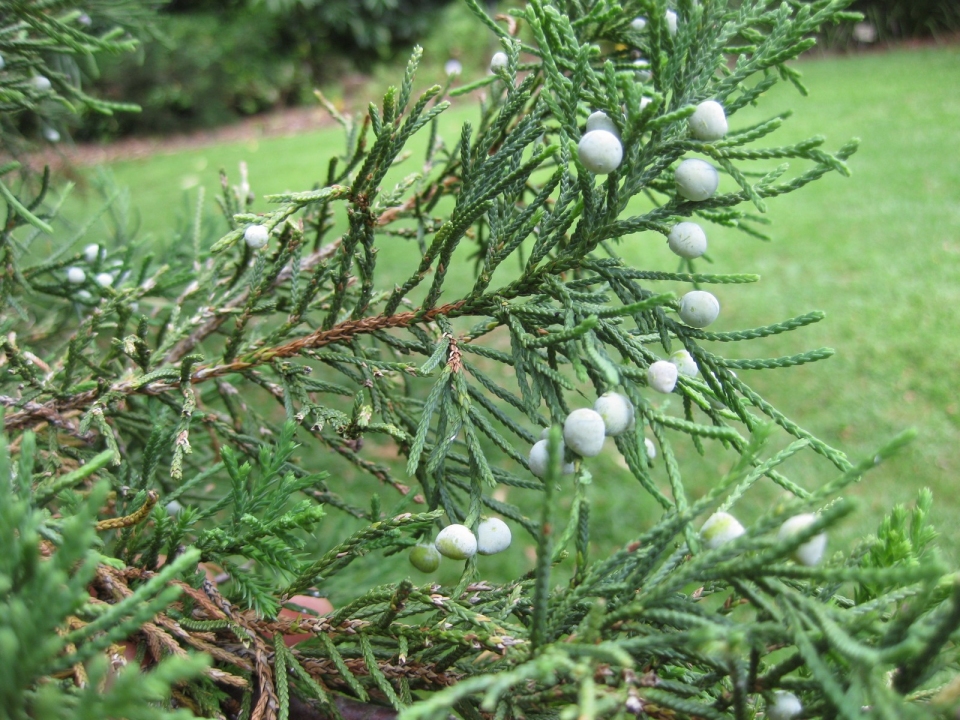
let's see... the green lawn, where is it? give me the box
[70,44,960,586]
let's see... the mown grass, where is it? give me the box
[68,44,960,595]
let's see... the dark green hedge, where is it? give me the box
[77,0,453,139]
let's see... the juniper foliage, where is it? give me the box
[1,0,959,718]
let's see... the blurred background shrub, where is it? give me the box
[76,0,461,139]
[71,0,959,140]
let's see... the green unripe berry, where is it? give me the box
[409,543,441,572]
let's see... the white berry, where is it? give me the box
[586,111,620,139]
[67,267,85,284]
[665,9,678,36]
[563,408,606,458]
[528,439,575,478]
[667,221,707,259]
[640,96,653,110]
[0,54,5,71]
[165,500,183,517]
[679,290,720,328]
[489,52,509,73]
[670,349,699,378]
[76,290,93,302]
[83,243,100,263]
[31,75,52,92]
[444,59,463,76]
[647,360,678,394]
[766,691,803,720]
[578,130,623,175]
[700,511,745,550]
[244,224,269,249]
[688,100,728,141]
[409,543,441,572]
[644,437,657,459]
[633,60,652,82]
[675,159,720,201]
[477,518,512,555]
[95,272,114,288]
[778,514,827,567]
[630,16,646,31]
[593,392,634,436]
[42,126,60,143]
[435,524,477,560]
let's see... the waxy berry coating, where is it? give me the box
[778,514,827,566]
[593,392,634,436]
[667,222,707,259]
[578,130,623,175]
[670,349,699,378]
[644,437,657,459]
[679,290,720,328]
[435,525,477,560]
[701,511,745,550]
[477,518,512,555]
[244,224,269,249]
[766,691,802,720]
[647,360,678,394]
[586,111,620,139]
[675,159,720,201]
[528,439,575,478]
[489,52,508,72]
[688,100,728,141]
[665,9,678,36]
[563,408,606,457]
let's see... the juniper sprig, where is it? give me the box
[1,0,958,718]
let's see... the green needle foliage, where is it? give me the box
[2,0,960,718]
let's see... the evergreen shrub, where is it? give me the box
[3,0,960,718]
